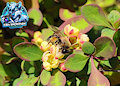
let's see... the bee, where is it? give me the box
[47,26,73,54]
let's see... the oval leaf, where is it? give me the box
[94,37,116,60]
[28,8,43,26]
[59,8,76,21]
[40,70,51,85]
[13,76,38,86]
[14,42,43,61]
[81,4,112,28]
[101,28,115,38]
[107,10,120,29]
[12,37,28,47]
[88,57,110,86]
[47,70,66,86]
[82,42,95,55]
[64,54,89,72]
[59,15,93,33]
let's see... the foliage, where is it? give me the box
[0,0,120,86]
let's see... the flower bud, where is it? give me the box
[59,63,68,72]
[40,41,52,51]
[77,33,89,45]
[64,24,79,37]
[34,31,42,39]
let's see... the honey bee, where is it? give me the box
[47,26,73,54]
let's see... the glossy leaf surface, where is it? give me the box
[94,37,116,60]
[88,57,110,86]
[40,70,51,85]
[14,42,43,61]
[81,4,112,28]
[47,70,66,86]
[59,16,93,33]
[64,54,89,72]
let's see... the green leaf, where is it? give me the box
[14,42,43,61]
[12,37,28,47]
[100,60,112,68]
[108,10,120,29]
[16,32,29,38]
[94,37,116,60]
[81,4,112,28]
[113,30,120,56]
[0,75,5,86]
[40,70,51,85]
[59,16,93,33]
[24,61,35,74]
[82,42,95,54]
[87,59,98,74]
[1,55,16,64]
[59,8,76,21]
[13,72,38,86]
[0,63,20,78]
[47,70,66,86]
[101,28,115,38]
[76,78,81,86]
[28,8,43,26]
[64,54,89,72]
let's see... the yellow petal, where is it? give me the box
[34,31,42,39]
[43,62,52,71]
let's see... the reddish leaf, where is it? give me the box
[59,8,76,21]
[94,37,116,60]
[47,70,66,86]
[28,8,43,26]
[59,16,93,33]
[88,57,110,86]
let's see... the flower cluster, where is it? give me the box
[64,24,89,49]
[32,32,67,71]
[32,24,89,72]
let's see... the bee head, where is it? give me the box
[61,46,72,54]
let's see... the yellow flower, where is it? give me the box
[42,51,59,71]
[50,45,64,59]
[64,24,79,37]
[43,62,51,71]
[32,31,43,45]
[77,33,89,45]
[34,31,42,39]
[40,41,52,52]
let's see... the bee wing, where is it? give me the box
[49,25,71,46]
[49,25,65,37]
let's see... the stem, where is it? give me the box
[43,17,52,29]
[37,77,41,86]
[21,60,25,71]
